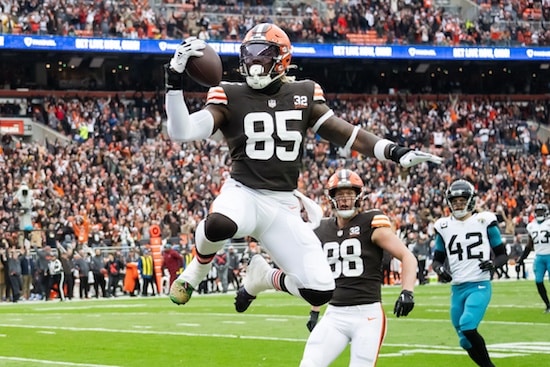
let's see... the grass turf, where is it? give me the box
[0,280,549,366]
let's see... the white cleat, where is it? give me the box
[243,254,274,296]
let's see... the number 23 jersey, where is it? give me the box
[206,80,326,191]
[434,211,501,284]
[314,210,389,306]
[526,218,550,255]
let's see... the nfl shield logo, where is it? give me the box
[268,99,277,108]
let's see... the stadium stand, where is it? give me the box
[1,0,550,45]
[0,1,549,302]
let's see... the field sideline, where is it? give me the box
[1,280,549,367]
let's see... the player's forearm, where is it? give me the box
[400,253,417,292]
[353,131,410,164]
[310,305,321,312]
[492,244,508,268]
[165,91,214,141]
[518,247,532,263]
[352,129,381,158]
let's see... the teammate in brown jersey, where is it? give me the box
[164,23,439,311]
[299,169,417,367]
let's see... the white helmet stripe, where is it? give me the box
[251,23,270,40]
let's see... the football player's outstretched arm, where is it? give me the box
[311,103,442,168]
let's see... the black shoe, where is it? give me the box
[234,287,256,313]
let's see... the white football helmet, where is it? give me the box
[534,203,549,223]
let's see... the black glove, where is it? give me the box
[479,259,495,272]
[306,310,319,332]
[393,290,414,317]
[388,144,411,163]
[434,265,453,283]
[164,63,185,91]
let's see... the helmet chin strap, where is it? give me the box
[451,208,469,219]
[336,209,357,219]
[245,63,284,89]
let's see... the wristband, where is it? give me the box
[164,63,185,92]
[374,139,393,161]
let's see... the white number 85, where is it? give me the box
[244,110,303,161]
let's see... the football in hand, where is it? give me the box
[186,43,223,87]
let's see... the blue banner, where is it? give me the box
[1,34,550,61]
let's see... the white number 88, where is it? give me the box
[324,238,363,278]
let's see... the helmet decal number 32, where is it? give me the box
[244,110,303,161]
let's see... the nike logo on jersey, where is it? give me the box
[367,317,376,321]
[478,285,486,289]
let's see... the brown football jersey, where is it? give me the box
[206,80,326,191]
[315,210,391,306]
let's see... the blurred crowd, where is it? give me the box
[2,1,549,304]
[0,92,548,244]
[2,0,550,46]
[0,91,549,301]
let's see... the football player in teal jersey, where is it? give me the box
[517,203,550,312]
[432,179,508,367]
[164,23,442,310]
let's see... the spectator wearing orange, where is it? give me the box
[124,248,140,297]
[71,215,90,248]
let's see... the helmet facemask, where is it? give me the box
[326,169,365,219]
[329,188,363,219]
[446,180,476,219]
[535,204,549,223]
[240,42,287,89]
[448,196,473,219]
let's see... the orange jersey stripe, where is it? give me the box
[375,304,387,360]
[371,214,392,228]
[313,82,326,102]
[206,87,228,105]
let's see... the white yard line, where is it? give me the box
[2,323,550,361]
[0,356,122,367]
[0,323,303,341]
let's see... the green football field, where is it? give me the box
[0,280,548,367]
